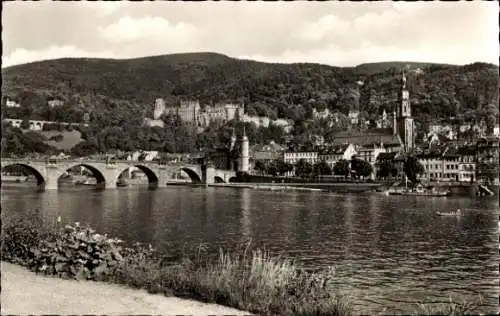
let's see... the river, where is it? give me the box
[1,185,498,315]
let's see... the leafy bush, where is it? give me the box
[2,219,125,281]
[48,134,64,142]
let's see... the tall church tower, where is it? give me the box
[396,69,414,153]
[240,127,249,172]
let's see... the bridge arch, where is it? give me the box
[1,163,45,186]
[63,163,107,188]
[117,165,160,188]
[214,176,225,183]
[181,167,202,183]
[228,177,238,183]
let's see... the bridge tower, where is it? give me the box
[240,127,249,172]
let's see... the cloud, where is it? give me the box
[91,1,130,17]
[2,2,497,68]
[238,37,498,67]
[296,15,351,42]
[98,16,198,44]
[2,45,116,68]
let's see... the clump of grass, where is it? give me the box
[109,246,351,316]
[414,295,484,315]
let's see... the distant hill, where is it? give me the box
[2,52,498,125]
[352,61,456,75]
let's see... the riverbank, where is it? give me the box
[169,181,384,193]
[1,262,250,315]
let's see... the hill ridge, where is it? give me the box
[2,52,498,128]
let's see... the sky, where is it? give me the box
[2,1,498,68]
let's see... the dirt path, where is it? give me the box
[1,262,250,315]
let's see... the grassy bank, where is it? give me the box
[0,215,485,315]
[1,216,349,315]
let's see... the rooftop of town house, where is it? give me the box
[356,144,386,151]
[318,143,353,155]
[456,145,478,156]
[376,152,398,160]
[477,135,500,145]
[251,142,287,153]
[417,152,445,159]
[251,151,283,161]
[442,146,461,158]
[331,129,403,147]
[427,133,452,144]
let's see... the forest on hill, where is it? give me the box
[2,53,498,122]
[1,53,499,156]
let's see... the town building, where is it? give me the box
[5,98,20,108]
[318,144,357,171]
[441,147,461,182]
[493,124,499,137]
[348,110,360,125]
[250,141,286,163]
[375,151,405,179]
[418,153,444,181]
[48,99,64,108]
[284,151,319,166]
[375,109,389,129]
[242,115,271,128]
[457,145,476,182]
[356,144,387,179]
[312,108,330,120]
[475,136,499,184]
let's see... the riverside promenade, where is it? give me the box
[1,262,250,315]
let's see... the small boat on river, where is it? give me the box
[437,209,462,217]
[386,183,450,197]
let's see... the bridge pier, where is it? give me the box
[105,180,117,190]
[203,167,215,185]
[43,175,59,190]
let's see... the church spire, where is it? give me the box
[242,126,248,140]
[402,67,407,89]
[229,127,236,151]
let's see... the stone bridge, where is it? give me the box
[1,158,236,190]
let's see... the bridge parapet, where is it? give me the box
[1,157,233,189]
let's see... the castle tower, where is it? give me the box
[396,69,414,152]
[240,127,249,172]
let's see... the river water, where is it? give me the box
[2,185,498,314]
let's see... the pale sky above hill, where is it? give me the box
[2,1,498,68]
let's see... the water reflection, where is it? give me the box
[240,189,252,242]
[1,187,498,315]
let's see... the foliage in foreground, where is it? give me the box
[414,296,485,316]
[1,217,350,316]
[1,217,123,280]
